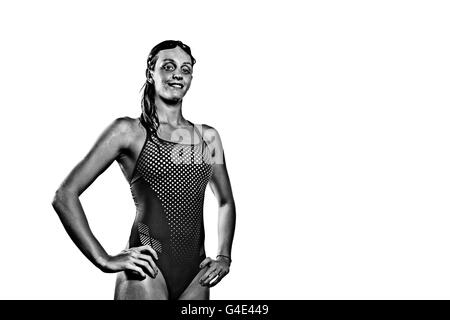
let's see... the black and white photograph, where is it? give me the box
[0,0,449,302]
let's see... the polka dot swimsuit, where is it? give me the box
[128,120,213,300]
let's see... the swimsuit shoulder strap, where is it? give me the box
[187,120,206,145]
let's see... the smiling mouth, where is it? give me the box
[168,82,184,89]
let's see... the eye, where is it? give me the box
[162,63,175,71]
[182,67,192,74]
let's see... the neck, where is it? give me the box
[154,95,186,126]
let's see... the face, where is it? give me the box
[150,46,194,102]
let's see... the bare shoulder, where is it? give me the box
[111,116,137,133]
[198,123,225,164]
[198,123,222,145]
[108,116,142,148]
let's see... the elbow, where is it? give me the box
[51,188,74,213]
[51,189,64,212]
[219,197,235,208]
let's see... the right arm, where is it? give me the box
[51,117,158,278]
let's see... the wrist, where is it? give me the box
[95,254,111,272]
[216,254,232,264]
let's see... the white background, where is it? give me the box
[0,0,449,299]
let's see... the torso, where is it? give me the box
[120,116,214,300]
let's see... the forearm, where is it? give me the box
[217,200,236,258]
[51,189,109,271]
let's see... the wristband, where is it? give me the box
[216,255,232,263]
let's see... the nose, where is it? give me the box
[172,72,183,80]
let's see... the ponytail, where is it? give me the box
[139,56,160,137]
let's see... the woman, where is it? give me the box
[51,40,236,300]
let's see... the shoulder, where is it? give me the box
[198,124,225,162]
[198,123,222,145]
[103,116,140,148]
[110,116,137,132]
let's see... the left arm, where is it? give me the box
[199,125,236,287]
[211,152,236,259]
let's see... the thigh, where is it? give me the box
[178,267,210,300]
[114,270,169,300]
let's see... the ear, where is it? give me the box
[146,68,155,79]
[147,69,154,81]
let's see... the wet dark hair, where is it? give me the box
[139,40,196,137]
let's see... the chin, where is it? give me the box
[166,91,186,99]
[169,93,185,100]
[160,94,184,104]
